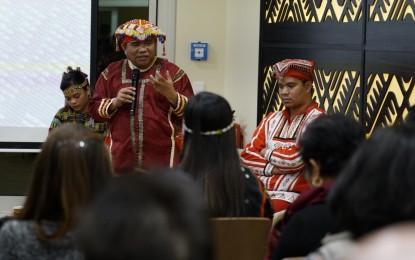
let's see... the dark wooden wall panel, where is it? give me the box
[259,0,415,134]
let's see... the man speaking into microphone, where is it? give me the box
[90,19,194,173]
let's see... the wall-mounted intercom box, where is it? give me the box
[190,42,208,61]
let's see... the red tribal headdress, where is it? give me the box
[272,59,315,82]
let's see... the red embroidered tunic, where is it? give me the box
[89,58,193,172]
[240,102,325,206]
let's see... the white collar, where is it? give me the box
[127,57,158,73]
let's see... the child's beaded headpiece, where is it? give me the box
[63,80,88,96]
[62,66,89,95]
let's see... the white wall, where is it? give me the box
[225,0,260,143]
[176,0,259,142]
[176,0,227,96]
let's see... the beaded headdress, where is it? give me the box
[114,19,167,56]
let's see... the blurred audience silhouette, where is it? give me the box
[77,168,212,260]
[308,123,415,259]
[0,124,113,259]
[267,114,364,260]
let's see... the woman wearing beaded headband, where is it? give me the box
[180,92,273,218]
[49,66,108,140]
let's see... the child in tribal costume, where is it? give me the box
[89,20,193,173]
[49,67,107,139]
[241,59,325,213]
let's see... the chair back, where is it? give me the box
[210,217,272,260]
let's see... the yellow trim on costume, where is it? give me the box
[98,99,114,118]
[173,69,185,83]
[166,107,176,167]
[102,68,108,80]
[173,92,181,111]
[173,94,187,116]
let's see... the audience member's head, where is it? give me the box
[181,91,236,153]
[329,123,415,239]
[77,168,211,260]
[180,92,249,217]
[18,123,113,240]
[299,113,365,187]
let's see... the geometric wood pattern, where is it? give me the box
[259,0,415,135]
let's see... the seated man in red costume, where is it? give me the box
[241,59,325,213]
[90,19,194,173]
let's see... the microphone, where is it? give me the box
[130,69,140,113]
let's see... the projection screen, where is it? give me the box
[0,0,92,151]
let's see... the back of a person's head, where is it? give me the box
[182,91,236,156]
[181,91,238,168]
[183,91,233,131]
[299,113,365,178]
[77,168,211,260]
[329,123,415,238]
[19,123,112,239]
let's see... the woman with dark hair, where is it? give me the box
[0,123,113,259]
[307,123,415,259]
[49,66,107,138]
[266,114,365,260]
[180,92,273,218]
